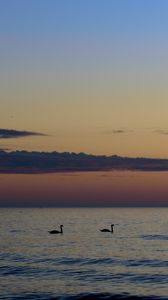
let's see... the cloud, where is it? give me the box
[112,129,127,134]
[0,129,46,139]
[154,129,168,135]
[0,150,168,174]
[104,129,133,135]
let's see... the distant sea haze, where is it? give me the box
[1,150,168,173]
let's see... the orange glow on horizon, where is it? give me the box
[0,171,168,207]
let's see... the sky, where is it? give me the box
[1,171,168,207]
[1,0,168,157]
[1,0,168,206]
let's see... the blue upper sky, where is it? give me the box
[1,0,168,36]
[1,0,168,157]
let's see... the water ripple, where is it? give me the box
[1,292,167,300]
[141,234,168,240]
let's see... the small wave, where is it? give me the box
[9,229,26,233]
[0,265,39,277]
[36,257,168,269]
[1,292,167,300]
[0,253,30,263]
[141,234,168,241]
[58,294,167,300]
[58,257,116,266]
[125,259,168,268]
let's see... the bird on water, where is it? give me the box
[49,225,63,234]
[100,224,114,233]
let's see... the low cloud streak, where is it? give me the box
[104,129,134,135]
[0,129,46,139]
[154,129,168,135]
[0,150,168,174]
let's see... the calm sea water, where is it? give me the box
[0,208,168,300]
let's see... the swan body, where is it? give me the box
[100,224,114,233]
[49,225,63,234]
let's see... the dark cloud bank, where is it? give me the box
[0,129,45,139]
[1,150,168,174]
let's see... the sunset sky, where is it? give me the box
[1,0,168,206]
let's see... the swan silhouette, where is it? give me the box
[49,225,63,234]
[100,224,114,233]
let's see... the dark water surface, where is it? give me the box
[0,208,168,299]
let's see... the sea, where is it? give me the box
[0,207,168,300]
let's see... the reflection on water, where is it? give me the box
[0,208,168,299]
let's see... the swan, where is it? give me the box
[100,224,114,233]
[49,225,63,234]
